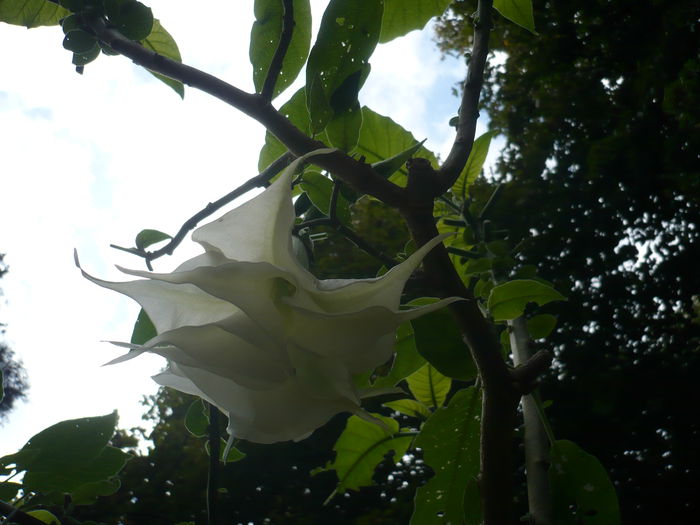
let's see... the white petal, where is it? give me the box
[117,261,293,336]
[294,234,454,314]
[77,258,236,334]
[161,362,358,444]
[192,149,335,285]
[146,319,288,390]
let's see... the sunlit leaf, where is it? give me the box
[323,413,412,495]
[411,387,482,524]
[141,19,184,98]
[494,0,538,35]
[452,131,493,199]
[306,0,382,133]
[380,0,451,43]
[26,510,61,525]
[357,107,437,187]
[550,440,621,524]
[487,279,566,321]
[0,0,67,28]
[406,363,451,409]
[250,0,311,99]
[384,398,430,418]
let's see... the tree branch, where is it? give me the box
[82,13,406,208]
[509,318,554,525]
[260,0,296,100]
[436,0,494,195]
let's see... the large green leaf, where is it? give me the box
[452,131,494,199]
[487,279,566,321]
[184,398,209,438]
[357,107,437,186]
[306,0,382,133]
[258,87,310,171]
[527,313,557,339]
[410,298,477,381]
[411,387,482,524]
[383,398,430,419]
[550,440,621,524]
[0,0,67,27]
[71,478,121,505]
[373,322,426,388]
[493,0,538,35]
[250,0,311,99]
[1,413,130,494]
[406,363,451,410]
[141,19,184,98]
[325,103,362,152]
[379,0,451,43]
[323,414,413,495]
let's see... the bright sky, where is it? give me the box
[0,1,488,455]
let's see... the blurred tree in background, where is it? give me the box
[0,254,29,421]
[435,0,700,521]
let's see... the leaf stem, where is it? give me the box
[207,403,221,525]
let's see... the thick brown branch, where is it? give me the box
[83,14,406,208]
[261,0,296,100]
[437,0,494,194]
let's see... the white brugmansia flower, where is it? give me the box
[78,149,459,444]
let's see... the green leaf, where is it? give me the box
[71,478,121,505]
[453,131,493,199]
[550,440,621,524]
[383,398,430,419]
[0,0,67,27]
[134,228,172,250]
[527,314,557,339]
[63,30,97,53]
[110,0,153,41]
[141,19,184,98]
[324,414,412,494]
[184,399,209,438]
[72,43,100,67]
[493,0,538,35]
[26,510,61,525]
[306,0,382,133]
[4,413,131,494]
[0,481,21,500]
[487,279,566,321]
[205,439,247,463]
[379,0,451,43]
[250,0,311,99]
[357,107,437,187]
[371,139,426,179]
[130,308,156,344]
[325,103,362,152]
[411,387,482,525]
[300,171,351,225]
[258,87,310,171]
[410,298,477,381]
[373,322,426,388]
[406,363,451,409]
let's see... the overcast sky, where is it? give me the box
[0,0,488,454]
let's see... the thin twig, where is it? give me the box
[260,0,296,100]
[437,0,494,194]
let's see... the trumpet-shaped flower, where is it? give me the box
[78,149,459,444]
